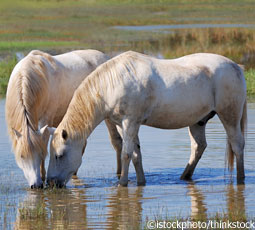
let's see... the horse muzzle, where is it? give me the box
[46,177,65,188]
[30,183,44,189]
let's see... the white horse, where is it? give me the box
[47,51,247,187]
[5,49,127,188]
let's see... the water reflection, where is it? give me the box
[14,182,144,230]
[226,184,246,218]
[14,178,248,229]
[106,187,143,230]
[15,185,88,230]
[187,183,207,220]
[186,182,246,221]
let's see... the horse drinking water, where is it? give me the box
[47,51,247,187]
[5,49,127,188]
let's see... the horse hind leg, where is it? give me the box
[181,111,216,180]
[218,112,245,184]
[181,123,207,180]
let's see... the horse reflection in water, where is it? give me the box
[226,184,246,218]
[106,187,143,230]
[14,182,144,230]
[187,183,246,220]
[187,183,207,220]
[14,180,246,229]
[14,184,88,230]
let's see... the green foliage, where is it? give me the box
[245,68,255,96]
[0,56,17,95]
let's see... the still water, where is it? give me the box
[0,99,255,229]
[114,23,255,32]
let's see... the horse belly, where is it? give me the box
[143,99,213,129]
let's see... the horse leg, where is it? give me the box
[119,119,140,187]
[106,119,145,184]
[132,136,146,186]
[216,99,246,184]
[181,123,207,180]
[40,161,46,182]
[219,119,245,184]
[40,124,50,182]
[105,119,123,176]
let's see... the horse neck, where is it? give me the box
[61,90,106,141]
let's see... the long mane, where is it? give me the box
[5,50,56,159]
[60,51,146,139]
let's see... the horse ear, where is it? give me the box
[12,128,22,140]
[62,129,68,140]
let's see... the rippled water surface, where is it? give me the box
[0,100,255,229]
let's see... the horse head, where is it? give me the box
[13,125,49,188]
[47,127,86,187]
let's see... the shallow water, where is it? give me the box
[0,99,255,229]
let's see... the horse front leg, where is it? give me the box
[132,136,146,186]
[181,123,207,180]
[119,119,140,187]
[40,160,46,182]
[105,119,123,176]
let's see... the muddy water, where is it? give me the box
[0,99,255,229]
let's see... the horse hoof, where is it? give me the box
[137,181,146,186]
[118,180,128,187]
[180,172,193,181]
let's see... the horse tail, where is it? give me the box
[227,98,247,171]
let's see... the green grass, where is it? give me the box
[0,0,255,53]
[0,41,80,52]
[0,56,17,95]
[245,69,255,96]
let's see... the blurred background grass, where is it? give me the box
[0,0,255,95]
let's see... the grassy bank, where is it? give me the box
[0,0,255,63]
